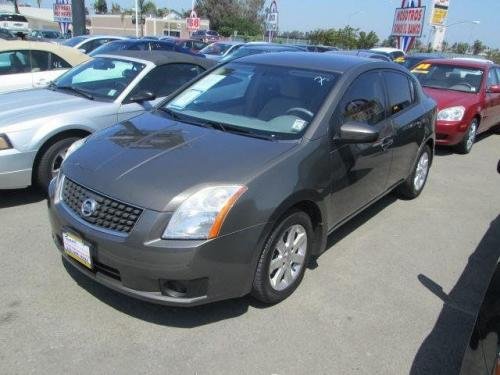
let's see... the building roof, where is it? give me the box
[98,50,216,69]
[0,40,90,66]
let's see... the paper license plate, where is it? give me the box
[62,231,92,269]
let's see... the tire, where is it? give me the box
[252,210,312,304]
[35,137,81,192]
[395,144,431,200]
[455,118,478,154]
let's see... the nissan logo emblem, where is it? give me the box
[81,198,97,217]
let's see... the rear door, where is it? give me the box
[329,70,394,225]
[0,50,32,93]
[484,67,500,130]
[382,70,425,185]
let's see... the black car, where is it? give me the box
[48,53,436,306]
[191,29,219,43]
[329,49,392,62]
[89,39,198,57]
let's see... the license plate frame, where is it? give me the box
[62,230,93,270]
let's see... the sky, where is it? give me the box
[36,0,500,48]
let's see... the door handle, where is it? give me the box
[380,137,394,150]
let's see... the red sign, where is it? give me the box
[187,17,200,31]
[392,6,426,37]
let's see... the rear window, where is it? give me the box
[0,14,28,22]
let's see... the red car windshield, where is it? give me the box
[412,63,484,93]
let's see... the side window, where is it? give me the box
[337,71,386,126]
[0,50,31,75]
[30,50,50,71]
[49,53,71,69]
[384,71,414,115]
[487,69,499,86]
[128,64,205,99]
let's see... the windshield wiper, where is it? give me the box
[56,85,94,100]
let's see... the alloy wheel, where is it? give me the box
[413,151,429,192]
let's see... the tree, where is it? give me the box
[7,0,19,14]
[472,40,485,55]
[453,42,470,54]
[94,0,108,14]
[357,31,379,49]
[111,2,121,14]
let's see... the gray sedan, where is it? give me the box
[0,51,214,190]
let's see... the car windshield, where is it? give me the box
[53,57,145,101]
[412,63,484,93]
[62,36,87,47]
[200,43,234,55]
[162,62,339,140]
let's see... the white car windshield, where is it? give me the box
[53,57,145,101]
[163,62,339,140]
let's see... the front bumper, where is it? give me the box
[47,179,267,306]
[0,149,36,189]
[435,120,469,146]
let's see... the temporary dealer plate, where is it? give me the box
[62,231,92,269]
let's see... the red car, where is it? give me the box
[412,59,500,153]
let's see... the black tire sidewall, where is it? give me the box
[36,137,81,191]
[252,210,313,304]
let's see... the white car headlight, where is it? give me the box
[437,106,465,122]
[163,185,247,240]
[65,137,87,161]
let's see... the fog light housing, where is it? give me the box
[159,278,208,299]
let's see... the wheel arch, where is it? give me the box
[31,128,91,184]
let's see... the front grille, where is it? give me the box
[62,177,142,234]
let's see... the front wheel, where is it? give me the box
[35,137,81,192]
[395,145,431,200]
[252,210,312,304]
[455,119,478,154]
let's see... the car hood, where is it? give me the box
[63,112,298,211]
[0,89,106,130]
[422,87,479,111]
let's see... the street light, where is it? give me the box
[444,20,480,28]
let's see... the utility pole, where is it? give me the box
[71,0,86,36]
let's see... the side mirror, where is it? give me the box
[339,122,379,143]
[128,90,156,103]
[487,85,500,94]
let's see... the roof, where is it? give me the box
[0,40,90,66]
[97,50,216,69]
[236,52,393,73]
[420,58,497,69]
[371,47,404,53]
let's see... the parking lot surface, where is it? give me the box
[1,134,499,375]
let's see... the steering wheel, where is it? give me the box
[450,83,474,91]
[286,107,314,121]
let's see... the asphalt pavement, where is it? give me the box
[1,133,499,375]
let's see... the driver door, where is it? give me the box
[328,70,394,226]
[117,63,206,122]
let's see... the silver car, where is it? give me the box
[0,51,214,190]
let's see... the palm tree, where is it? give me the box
[137,0,157,36]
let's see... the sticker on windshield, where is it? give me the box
[108,89,117,96]
[412,63,431,74]
[292,119,307,132]
[191,74,225,92]
[169,89,203,109]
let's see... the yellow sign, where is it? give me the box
[431,8,448,26]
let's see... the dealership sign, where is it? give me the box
[53,0,72,34]
[392,0,426,52]
[430,0,449,26]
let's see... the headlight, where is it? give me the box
[0,134,12,150]
[437,106,465,122]
[65,137,87,160]
[163,185,247,240]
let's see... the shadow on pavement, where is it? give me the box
[434,130,497,157]
[410,215,500,375]
[63,258,269,328]
[0,187,45,209]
